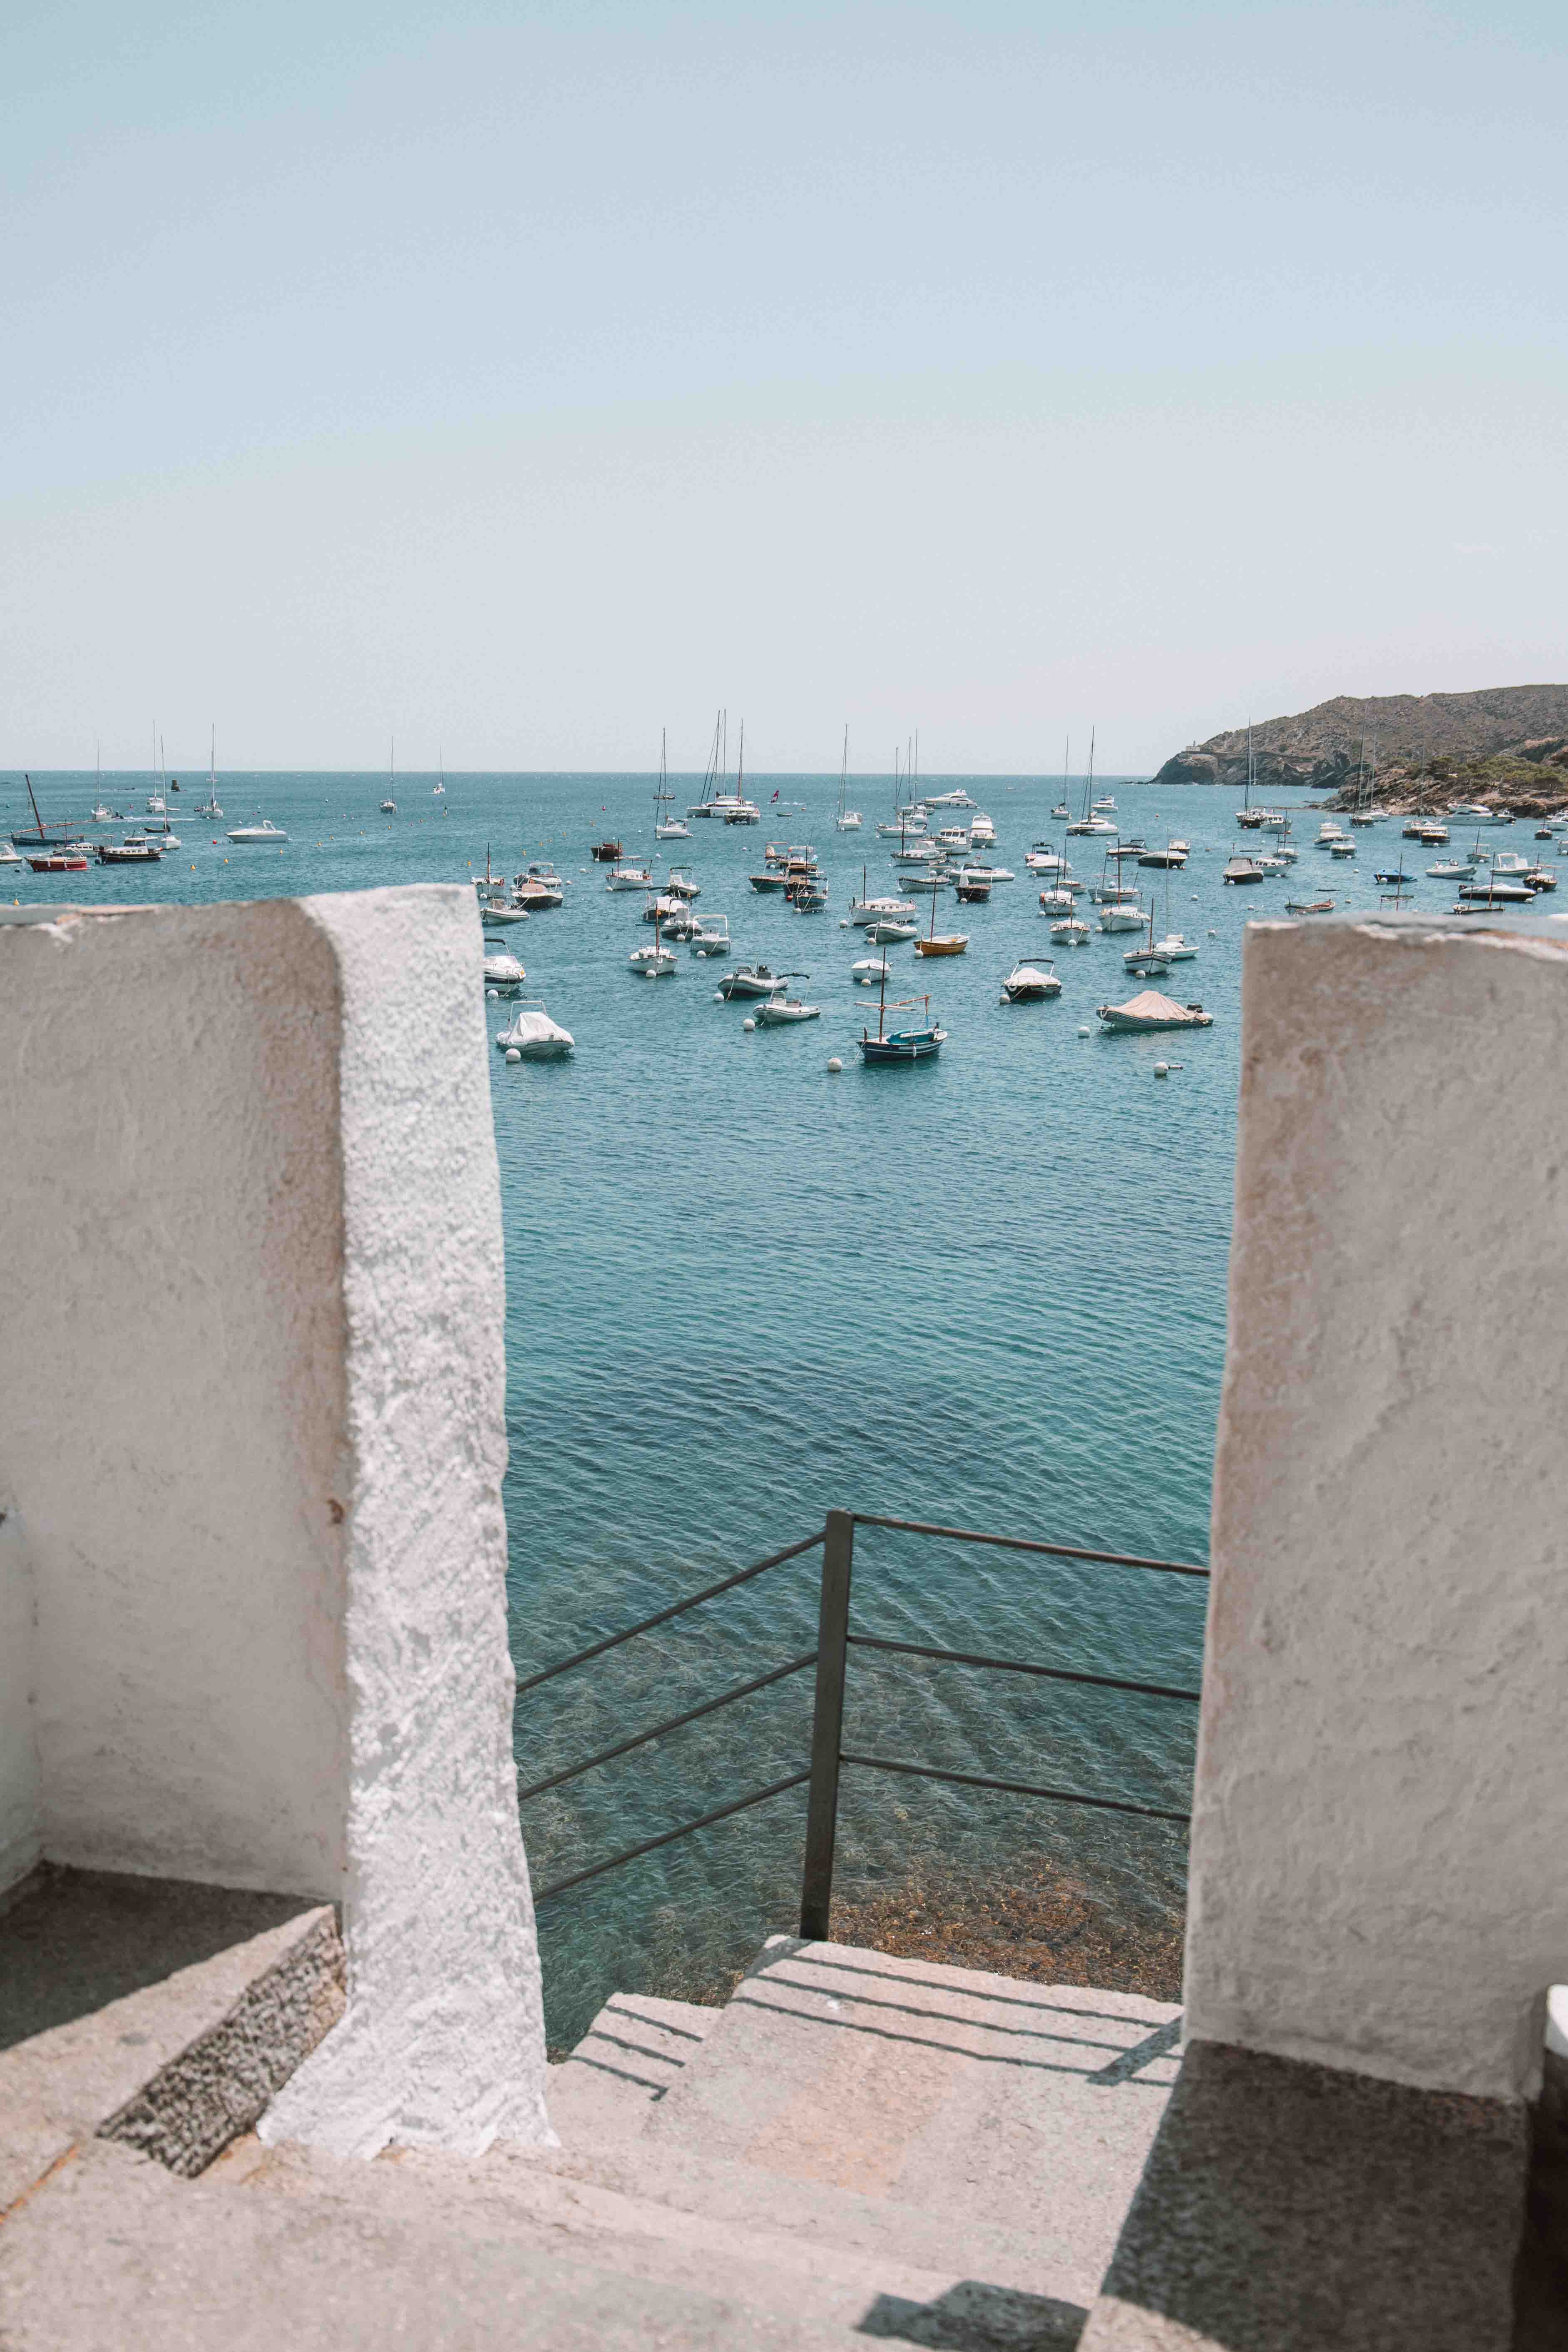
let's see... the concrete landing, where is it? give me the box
[1078,2036,1529,2352]
[0,1865,344,2205]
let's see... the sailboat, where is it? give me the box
[655,729,690,839]
[382,739,397,813]
[857,956,947,1062]
[724,721,761,822]
[146,725,165,814]
[1348,733,1384,825]
[835,726,862,831]
[915,885,968,957]
[1052,738,1071,821]
[1066,730,1115,835]
[433,748,446,800]
[89,742,116,824]
[197,726,224,818]
[1236,724,1268,829]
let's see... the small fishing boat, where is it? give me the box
[1097,991,1213,1034]
[793,878,829,914]
[1525,866,1558,892]
[380,799,396,814]
[1038,886,1075,915]
[915,891,968,956]
[1002,957,1061,1003]
[1426,859,1474,880]
[690,915,732,956]
[1223,856,1266,885]
[1329,839,1357,859]
[1285,897,1336,915]
[481,897,530,927]
[750,868,787,893]
[96,839,163,864]
[591,838,623,861]
[852,956,890,986]
[27,850,89,872]
[857,968,947,1063]
[1097,901,1144,933]
[1051,915,1091,945]
[1025,844,1063,874]
[849,871,917,925]
[90,801,114,822]
[629,935,678,976]
[866,918,919,945]
[660,869,700,899]
[495,999,575,1058]
[514,863,567,909]
[606,859,652,891]
[953,868,992,903]
[716,962,789,999]
[903,870,949,894]
[1138,841,1189,868]
[227,818,288,843]
[755,979,820,1023]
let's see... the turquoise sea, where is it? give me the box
[10,765,1366,2040]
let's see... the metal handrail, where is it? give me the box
[515,1528,825,1695]
[517,1651,818,1800]
[520,1507,1209,1928]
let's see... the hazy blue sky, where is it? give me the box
[3,0,1564,772]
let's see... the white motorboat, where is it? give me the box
[1025,845,1063,874]
[1138,841,1188,869]
[1315,823,1347,848]
[1153,933,1198,961]
[877,812,927,838]
[495,998,574,1058]
[755,984,821,1024]
[1252,852,1289,873]
[716,962,790,999]
[656,818,691,840]
[481,898,531,927]
[922,788,977,811]
[663,869,701,899]
[1002,957,1061,1002]
[989,866,1016,882]
[1052,802,1070,819]
[90,801,114,822]
[514,863,566,909]
[380,799,396,813]
[1098,902,1145,933]
[690,915,732,957]
[1051,916,1091,945]
[1092,795,1117,814]
[850,893,917,927]
[895,837,944,864]
[1491,851,1533,881]
[969,812,996,847]
[1347,809,1384,827]
[932,825,972,855]
[642,891,686,925]
[1067,813,1119,837]
[1427,858,1476,879]
[629,939,678,976]
[1329,840,1357,859]
[1449,803,1513,826]
[146,795,166,814]
[852,955,890,986]
[226,818,288,843]
[606,860,652,891]
[1097,990,1213,1033]
[483,950,526,993]
[866,918,919,944]
[0,841,22,865]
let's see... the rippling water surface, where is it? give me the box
[10,765,1338,2041]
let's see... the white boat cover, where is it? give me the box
[1100,990,1210,1028]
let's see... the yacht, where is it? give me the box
[226,818,288,843]
[1067,813,1119,838]
[724,799,762,825]
[495,999,574,1059]
[1449,803,1513,825]
[921,788,976,811]
[1001,957,1061,1003]
[968,811,996,847]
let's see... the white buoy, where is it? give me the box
[486,987,498,999]
[839,917,850,928]
[1154,1061,1169,1077]
[505,1047,522,1065]
[645,968,656,980]
[827,1056,842,1073]
[713,990,724,1002]
[743,1016,755,1032]
[1078,1023,1091,1037]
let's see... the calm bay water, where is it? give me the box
[10,764,1339,2041]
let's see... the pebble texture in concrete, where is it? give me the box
[1077,2037,1528,2352]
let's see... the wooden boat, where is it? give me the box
[27,851,88,872]
[96,841,163,864]
[857,964,946,1062]
[1284,898,1335,915]
[591,838,623,861]
[914,891,968,958]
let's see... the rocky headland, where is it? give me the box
[1149,684,1568,815]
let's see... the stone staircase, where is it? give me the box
[0,1919,1181,2351]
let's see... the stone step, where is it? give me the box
[632,1935,1181,2314]
[545,1992,718,2143]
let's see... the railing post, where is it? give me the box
[800,1510,853,1941]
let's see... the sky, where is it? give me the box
[2,0,1565,774]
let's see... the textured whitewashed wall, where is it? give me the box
[0,1508,39,1896]
[1187,913,1568,2102]
[0,890,549,2154]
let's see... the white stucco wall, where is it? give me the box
[0,888,548,2153]
[1186,914,1568,2103]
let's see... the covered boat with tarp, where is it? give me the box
[1096,990,1213,1034]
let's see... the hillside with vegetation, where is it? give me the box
[1149,685,1568,813]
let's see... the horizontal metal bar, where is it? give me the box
[840,1750,1192,1826]
[846,1633,1201,1706]
[532,1770,813,1903]
[849,1515,1208,1579]
[515,1531,826,1696]
[517,1652,818,1800]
